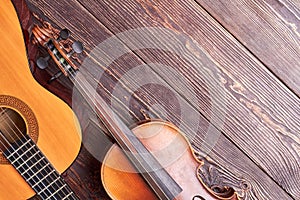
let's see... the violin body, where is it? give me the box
[101,121,235,200]
[0,1,81,199]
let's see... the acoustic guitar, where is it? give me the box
[0,0,81,199]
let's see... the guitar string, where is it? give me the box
[0,109,75,199]
[36,37,218,198]
[57,60,215,199]
[0,110,77,200]
[0,110,71,200]
[0,112,58,198]
[47,17,224,150]
[0,56,211,200]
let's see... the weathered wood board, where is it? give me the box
[24,0,300,199]
[195,0,300,96]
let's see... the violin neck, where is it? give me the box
[71,71,182,200]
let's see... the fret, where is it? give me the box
[39,178,73,200]
[28,163,50,182]
[38,176,60,194]
[16,149,40,169]
[3,135,79,200]
[31,169,56,186]
[6,138,31,159]
[44,183,67,200]
[21,154,45,179]
[62,192,74,200]
[10,146,44,176]
[36,176,67,200]
[27,165,55,189]
[6,139,33,163]
[21,156,45,176]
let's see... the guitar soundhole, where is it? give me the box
[0,107,27,151]
[0,95,39,164]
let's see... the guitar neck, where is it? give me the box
[2,134,78,200]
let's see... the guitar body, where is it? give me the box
[0,0,81,199]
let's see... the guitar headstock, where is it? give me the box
[31,20,83,82]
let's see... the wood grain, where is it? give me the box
[194,0,300,96]
[24,0,299,199]
[77,0,299,198]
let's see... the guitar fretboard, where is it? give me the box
[3,134,78,200]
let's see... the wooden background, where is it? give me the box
[14,0,300,199]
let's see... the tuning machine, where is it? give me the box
[36,53,63,84]
[33,27,83,83]
[57,28,70,42]
[36,55,50,70]
[67,41,84,57]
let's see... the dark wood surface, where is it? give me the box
[195,0,300,96]
[11,0,300,199]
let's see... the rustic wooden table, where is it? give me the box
[16,0,300,199]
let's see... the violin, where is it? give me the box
[31,16,239,200]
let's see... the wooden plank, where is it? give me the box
[25,0,297,199]
[194,0,300,96]
[73,0,300,198]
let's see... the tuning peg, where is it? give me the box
[57,28,70,41]
[67,41,83,57]
[36,55,50,69]
[48,71,63,84]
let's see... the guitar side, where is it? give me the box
[0,0,81,199]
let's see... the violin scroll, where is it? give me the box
[31,22,83,82]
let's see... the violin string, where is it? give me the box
[72,64,214,152]
[68,71,140,156]
[70,69,223,199]
[68,71,176,200]
[66,65,146,123]
[68,70,218,199]
[51,28,214,152]
[86,50,176,120]
[0,108,71,199]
